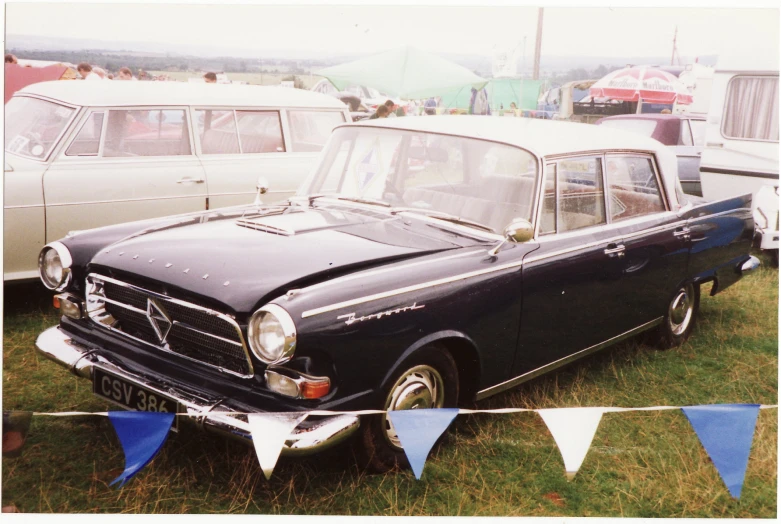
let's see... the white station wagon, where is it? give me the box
[4,81,350,281]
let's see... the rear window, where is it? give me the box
[287,111,345,152]
[599,119,658,138]
[722,75,779,141]
[103,109,191,157]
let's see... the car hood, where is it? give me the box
[88,206,471,313]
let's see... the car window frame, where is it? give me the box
[535,150,671,240]
[58,105,196,160]
[720,74,780,143]
[285,109,347,153]
[194,107,287,156]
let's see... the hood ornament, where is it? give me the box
[146,298,172,344]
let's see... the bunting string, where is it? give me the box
[6,403,777,497]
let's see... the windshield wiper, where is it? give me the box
[332,196,392,207]
[390,207,495,234]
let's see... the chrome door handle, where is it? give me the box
[604,244,626,258]
[176,177,205,184]
[673,227,691,240]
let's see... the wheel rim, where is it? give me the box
[668,284,695,336]
[382,365,445,449]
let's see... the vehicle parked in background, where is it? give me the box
[596,114,707,195]
[537,79,597,121]
[311,79,404,115]
[699,53,779,263]
[4,81,350,281]
[35,116,758,473]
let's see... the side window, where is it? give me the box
[197,109,240,154]
[104,109,191,157]
[539,163,556,235]
[680,120,694,146]
[605,156,666,221]
[287,111,345,152]
[235,111,284,153]
[722,76,779,141]
[66,111,104,156]
[689,119,706,146]
[557,157,606,232]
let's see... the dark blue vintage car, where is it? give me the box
[35,116,759,472]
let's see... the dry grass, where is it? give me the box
[2,254,777,516]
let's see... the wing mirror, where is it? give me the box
[254,177,269,205]
[488,218,533,256]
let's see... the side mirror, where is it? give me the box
[504,218,534,243]
[254,177,269,205]
[488,218,533,257]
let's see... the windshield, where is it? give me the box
[299,127,539,233]
[5,96,76,160]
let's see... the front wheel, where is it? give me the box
[357,345,459,473]
[653,283,700,349]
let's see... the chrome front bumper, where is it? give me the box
[34,326,359,456]
[739,255,761,275]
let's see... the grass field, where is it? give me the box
[2,253,777,516]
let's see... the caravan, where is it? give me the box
[699,54,779,262]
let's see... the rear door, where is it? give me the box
[43,106,207,242]
[604,153,691,332]
[194,108,346,208]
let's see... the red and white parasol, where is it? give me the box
[589,66,693,105]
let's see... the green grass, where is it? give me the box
[2,253,777,515]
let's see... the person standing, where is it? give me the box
[5,54,18,64]
[203,72,217,83]
[117,67,136,81]
[369,105,390,119]
[77,63,102,81]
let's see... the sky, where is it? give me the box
[4,1,780,60]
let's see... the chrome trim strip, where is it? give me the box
[475,317,663,400]
[3,204,45,209]
[86,273,254,377]
[301,259,523,319]
[46,194,208,207]
[299,249,487,295]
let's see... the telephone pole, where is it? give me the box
[533,7,544,80]
[670,25,678,66]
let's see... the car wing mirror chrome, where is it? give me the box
[254,177,269,205]
[488,218,534,256]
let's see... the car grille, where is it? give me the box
[85,274,253,377]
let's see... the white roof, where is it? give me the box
[351,115,667,158]
[16,80,347,109]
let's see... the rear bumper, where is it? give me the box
[739,255,761,275]
[35,326,359,456]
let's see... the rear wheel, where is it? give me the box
[357,345,458,473]
[653,283,699,349]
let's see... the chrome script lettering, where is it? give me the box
[337,303,425,326]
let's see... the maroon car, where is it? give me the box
[596,114,706,196]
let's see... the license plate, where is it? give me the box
[93,368,181,425]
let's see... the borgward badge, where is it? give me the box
[146,298,172,343]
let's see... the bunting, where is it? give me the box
[537,407,609,480]
[247,412,309,480]
[388,408,459,479]
[107,411,175,487]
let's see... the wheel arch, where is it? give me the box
[380,330,481,405]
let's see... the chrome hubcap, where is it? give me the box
[668,284,694,336]
[383,365,444,449]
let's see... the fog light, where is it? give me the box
[265,370,300,398]
[55,293,84,320]
[265,368,331,399]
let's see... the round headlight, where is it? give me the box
[38,242,73,291]
[247,304,296,365]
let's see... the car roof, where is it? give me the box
[348,115,667,158]
[597,114,703,122]
[16,80,348,109]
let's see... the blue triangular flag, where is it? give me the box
[108,411,175,487]
[681,404,761,499]
[388,408,459,479]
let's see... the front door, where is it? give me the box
[43,107,207,242]
[514,157,625,375]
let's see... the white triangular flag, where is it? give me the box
[247,413,308,479]
[537,407,607,480]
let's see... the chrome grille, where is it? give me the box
[86,274,253,377]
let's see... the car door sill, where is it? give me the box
[475,317,663,401]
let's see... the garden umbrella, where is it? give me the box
[589,66,693,105]
[315,46,487,100]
